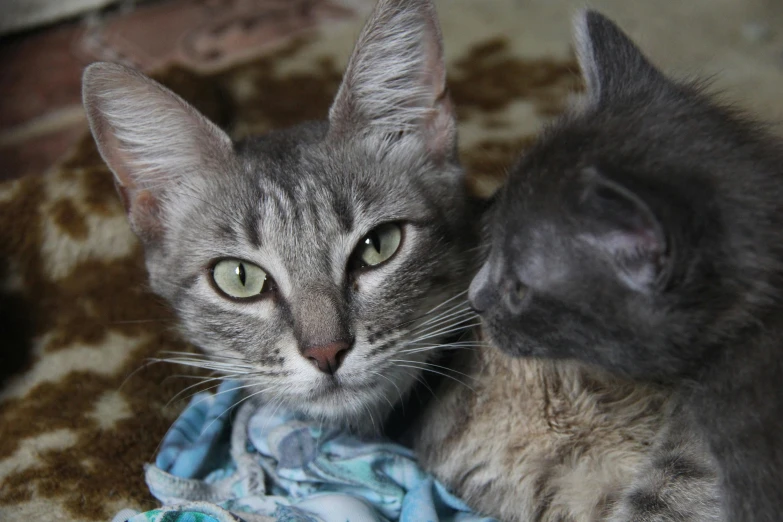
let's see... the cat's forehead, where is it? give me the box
[185,129,438,285]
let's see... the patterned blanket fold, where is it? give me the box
[113,382,496,522]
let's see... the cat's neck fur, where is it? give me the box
[685,316,783,519]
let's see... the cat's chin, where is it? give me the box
[277,376,408,434]
[292,392,392,435]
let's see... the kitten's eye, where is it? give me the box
[212,259,273,299]
[516,282,528,300]
[352,223,402,269]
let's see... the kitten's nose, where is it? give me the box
[302,340,352,375]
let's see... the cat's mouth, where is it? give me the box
[306,374,375,397]
[282,363,420,429]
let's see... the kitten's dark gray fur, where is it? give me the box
[470,10,783,521]
[82,0,479,432]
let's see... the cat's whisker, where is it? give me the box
[147,380,264,462]
[414,306,474,333]
[260,389,289,433]
[109,318,168,324]
[169,380,230,407]
[153,357,255,374]
[421,290,468,317]
[416,298,471,329]
[164,373,249,408]
[390,358,478,383]
[159,350,249,362]
[196,383,278,443]
[360,400,378,434]
[161,371,219,383]
[365,369,403,414]
[409,308,476,337]
[391,362,475,392]
[404,340,484,350]
[400,344,480,355]
[402,366,438,400]
[408,309,475,339]
[118,359,166,391]
[368,292,469,340]
[407,340,484,347]
[407,320,482,344]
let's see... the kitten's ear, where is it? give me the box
[573,10,664,104]
[328,0,455,161]
[82,62,233,243]
[573,169,668,291]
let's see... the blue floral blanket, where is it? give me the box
[112,382,496,522]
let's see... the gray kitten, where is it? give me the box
[82,0,479,432]
[470,10,783,521]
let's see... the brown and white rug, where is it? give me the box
[2,0,782,520]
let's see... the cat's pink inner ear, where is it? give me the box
[94,125,166,239]
[419,32,456,159]
[128,190,164,243]
[425,92,457,160]
[585,218,666,291]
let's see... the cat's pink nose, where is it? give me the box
[302,340,352,375]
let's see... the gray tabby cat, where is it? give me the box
[83,0,710,520]
[82,0,478,432]
[470,10,783,522]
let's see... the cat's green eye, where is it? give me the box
[353,223,402,269]
[212,259,273,299]
[516,282,528,300]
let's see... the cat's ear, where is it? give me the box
[328,0,455,161]
[573,10,664,104]
[573,169,668,292]
[82,62,233,243]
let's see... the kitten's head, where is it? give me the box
[83,0,478,428]
[469,11,783,380]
